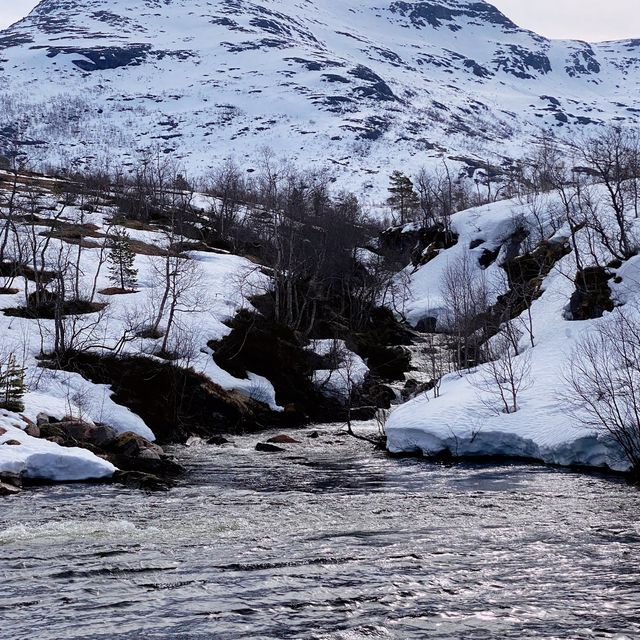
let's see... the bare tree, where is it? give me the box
[565,309,640,473]
[472,323,533,415]
[149,250,204,357]
[578,128,640,260]
[440,249,490,369]
[203,159,246,245]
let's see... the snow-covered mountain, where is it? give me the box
[0,0,639,193]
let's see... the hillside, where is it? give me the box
[0,0,639,194]
[387,177,640,473]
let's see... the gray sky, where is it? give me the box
[491,0,638,41]
[0,1,638,41]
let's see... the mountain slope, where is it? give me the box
[0,0,639,193]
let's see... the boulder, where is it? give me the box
[137,448,162,461]
[266,434,300,444]
[307,431,320,439]
[36,412,51,426]
[109,453,183,477]
[4,439,21,446]
[86,424,117,448]
[207,435,230,446]
[0,473,21,487]
[112,470,171,491]
[106,432,183,479]
[256,442,285,453]
[0,482,20,496]
[107,432,164,458]
[40,420,93,444]
[24,424,40,438]
[0,427,6,436]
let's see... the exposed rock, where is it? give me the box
[212,309,335,423]
[359,382,396,410]
[0,427,6,436]
[137,448,162,460]
[266,434,301,444]
[24,424,40,438]
[86,424,117,448]
[39,420,93,444]
[112,470,172,491]
[108,431,165,457]
[37,421,182,483]
[401,379,435,401]
[567,266,614,321]
[0,472,21,487]
[207,435,231,446]
[256,442,286,453]
[36,412,51,426]
[307,431,320,439]
[4,440,21,445]
[108,452,183,477]
[0,482,20,496]
[59,352,286,443]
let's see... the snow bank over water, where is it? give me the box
[0,416,115,481]
[387,190,638,472]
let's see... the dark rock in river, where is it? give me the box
[107,431,164,458]
[207,435,231,446]
[113,470,172,491]
[256,442,286,453]
[0,481,20,496]
[267,434,301,444]
[38,421,183,486]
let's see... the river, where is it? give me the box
[1,426,639,639]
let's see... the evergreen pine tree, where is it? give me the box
[107,227,138,291]
[387,170,419,225]
[0,354,26,413]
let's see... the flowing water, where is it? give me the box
[1,426,640,640]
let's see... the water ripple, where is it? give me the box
[1,427,639,640]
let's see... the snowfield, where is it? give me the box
[0,0,638,196]
[386,188,640,472]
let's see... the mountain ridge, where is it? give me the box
[0,0,638,193]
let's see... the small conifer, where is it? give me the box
[0,354,26,413]
[107,227,138,291]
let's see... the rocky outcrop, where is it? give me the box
[566,266,615,321]
[37,417,182,489]
[56,352,289,443]
[380,223,459,268]
[0,480,21,496]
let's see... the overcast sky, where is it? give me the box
[0,1,637,41]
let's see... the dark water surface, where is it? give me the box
[1,428,639,639]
